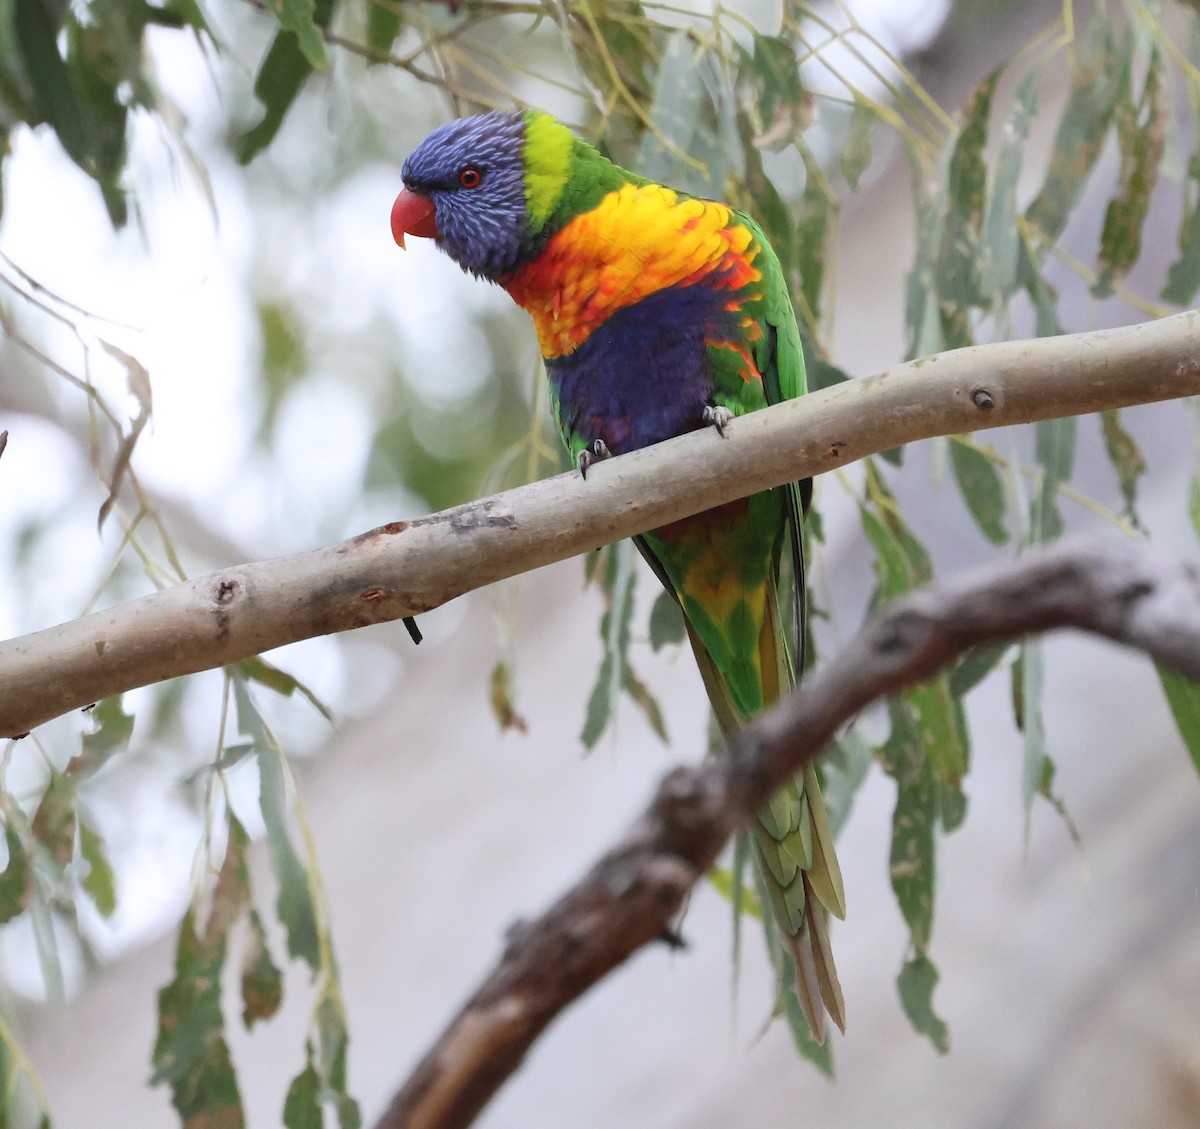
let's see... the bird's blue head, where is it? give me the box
[393,111,534,281]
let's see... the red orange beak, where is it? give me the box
[391,189,438,248]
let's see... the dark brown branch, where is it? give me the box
[372,540,1200,1129]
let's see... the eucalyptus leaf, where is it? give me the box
[1093,50,1167,297]
[983,68,1039,300]
[649,589,685,650]
[1162,151,1200,306]
[636,31,736,196]
[269,0,329,70]
[79,821,116,918]
[242,909,285,1028]
[283,1048,322,1129]
[235,679,320,968]
[1099,409,1146,522]
[1033,417,1077,542]
[366,0,403,58]
[949,439,1008,545]
[152,909,245,1128]
[237,0,338,164]
[1158,664,1200,780]
[840,95,875,189]
[936,69,999,345]
[1025,15,1128,243]
[880,702,937,954]
[0,823,30,925]
[897,954,950,1053]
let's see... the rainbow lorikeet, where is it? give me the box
[391,110,846,1041]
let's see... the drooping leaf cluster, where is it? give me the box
[3,0,208,225]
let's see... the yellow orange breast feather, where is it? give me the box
[505,183,762,359]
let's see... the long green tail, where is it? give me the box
[636,525,846,1043]
[684,583,847,1042]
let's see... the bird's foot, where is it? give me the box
[702,404,735,437]
[578,438,612,479]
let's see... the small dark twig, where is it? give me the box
[372,540,1200,1129]
[0,430,7,462]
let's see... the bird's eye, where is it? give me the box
[458,167,483,189]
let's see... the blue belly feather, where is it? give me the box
[546,284,736,455]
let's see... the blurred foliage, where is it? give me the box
[0,0,1198,1124]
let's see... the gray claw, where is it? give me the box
[578,438,612,478]
[703,404,735,436]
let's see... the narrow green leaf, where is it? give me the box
[648,590,685,650]
[1099,409,1146,521]
[14,0,90,164]
[63,14,131,225]
[283,1049,322,1129]
[1033,417,1077,542]
[880,702,937,953]
[365,0,403,58]
[242,910,284,1028]
[636,31,737,196]
[840,95,874,189]
[897,955,950,1053]
[621,667,668,743]
[739,134,796,287]
[802,346,851,392]
[1018,640,1050,825]
[1157,664,1200,780]
[152,910,245,1127]
[488,660,528,734]
[260,763,320,970]
[949,439,1008,545]
[860,466,934,604]
[208,813,252,940]
[949,641,1010,699]
[905,144,953,361]
[780,982,833,1074]
[70,695,135,777]
[1093,51,1167,297]
[316,992,361,1129]
[746,34,810,152]
[821,727,875,837]
[266,0,328,69]
[0,823,31,925]
[1025,16,1127,242]
[936,69,999,344]
[237,0,337,163]
[239,656,333,721]
[1023,248,1065,337]
[151,0,210,30]
[707,864,762,918]
[31,773,75,868]
[983,68,1039,299]
[1162,152,1200,305]
[937,781,968,834]
[235,680,320,969]
[905,679,968,788]
[580,652,614,749]
[580,542,638,749]
[794,147,832,324]
[568,0,655,118]
[79,821,117,918]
